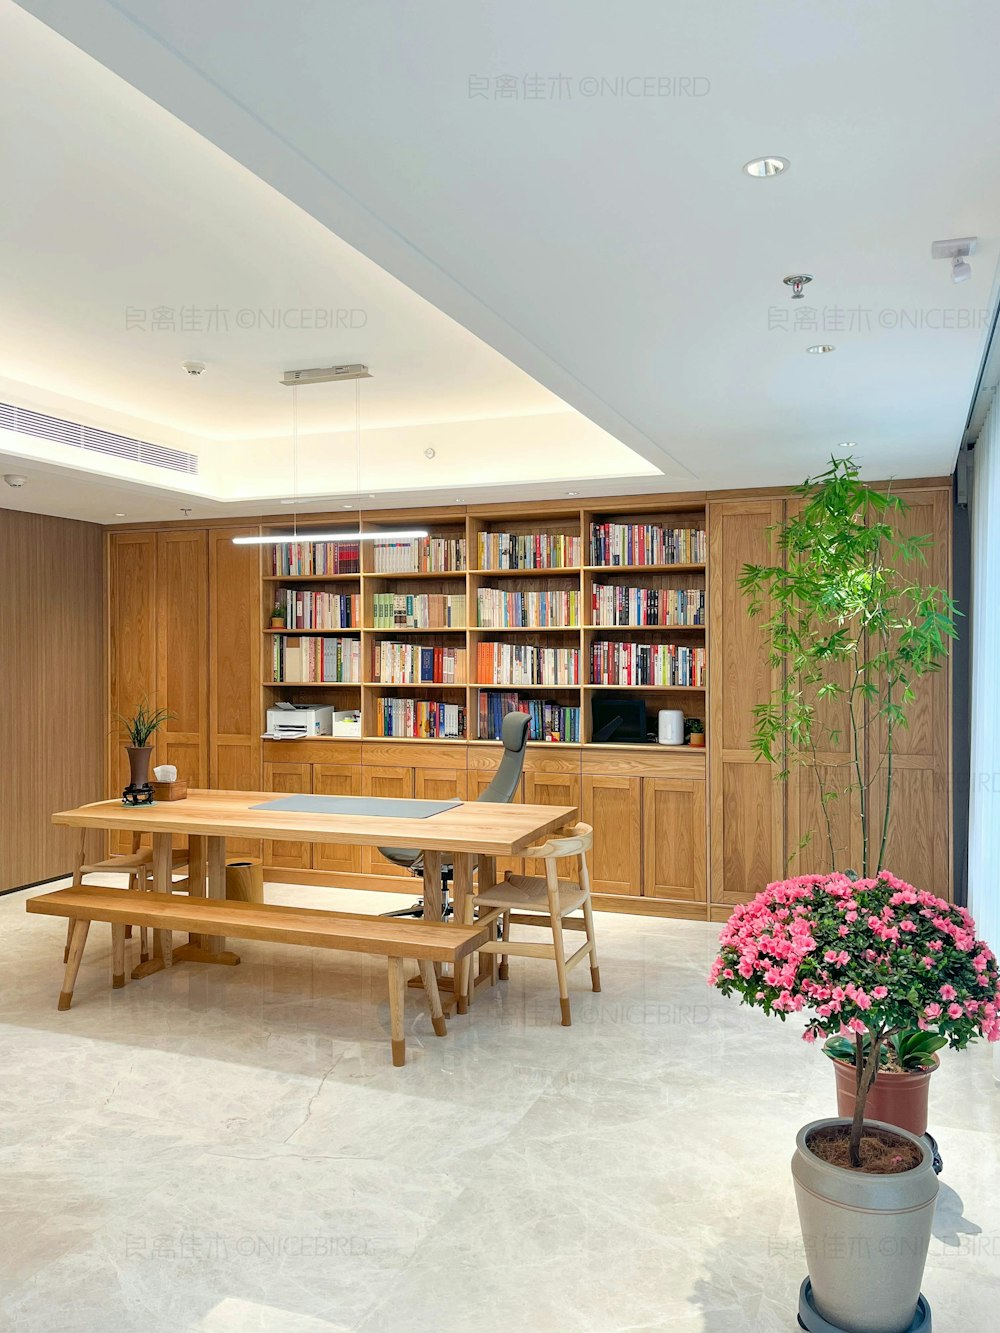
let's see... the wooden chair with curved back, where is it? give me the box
[463,821,600,1025]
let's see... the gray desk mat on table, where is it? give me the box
[250,794,462,819]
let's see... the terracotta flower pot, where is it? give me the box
[126,745,153,788]
[792,1117,937,1333]
[832,1055,938,1138]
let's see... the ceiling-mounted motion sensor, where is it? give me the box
[931,237,977,284]
[181,361,206,376]
[3,474,27,488]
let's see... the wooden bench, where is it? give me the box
[27,885,487,1066]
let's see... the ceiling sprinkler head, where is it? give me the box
[783,274,813,300]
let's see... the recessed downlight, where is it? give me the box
[837,441,857,449]
[743,156,789,178]
[806,344,836,354]
[114,512,126,517]
[566,491,579,496]
[341,503,352,509]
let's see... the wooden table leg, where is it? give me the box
[186,835,207,947]
[172,835,240,966]
[387,956,406,1067]
[477,855,499,986]
[133,834,172,979]
[452,852,474,1015]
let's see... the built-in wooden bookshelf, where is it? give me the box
[107,480,954,915]
[259,501,708,747]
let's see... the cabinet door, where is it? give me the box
[156,530,209,798]
[708,499,784,911]
[414,766,468,803]
[643,778,707,907]
[468,769,523,878]
[867,486,952,895]
[362,765,416,878]
[263,762,313,870]
[313,764,362,875]
[583,774,641,895]
[523,771,582,877]
[108,531,158,853]
[209,527,261,855]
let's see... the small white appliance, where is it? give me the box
[331,709,362,737]
[265,705,334,739]
[657,709,685,746]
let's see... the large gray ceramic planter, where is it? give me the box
[792,1118,937,1333]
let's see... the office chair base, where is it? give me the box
[381,898,454,921]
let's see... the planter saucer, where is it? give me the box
[798,1278,931,1332]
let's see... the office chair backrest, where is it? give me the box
[477,711,530,804]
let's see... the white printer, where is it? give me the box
[265,704,335,739]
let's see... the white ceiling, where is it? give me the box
[7,0,1000,522]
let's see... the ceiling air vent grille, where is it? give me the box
[0,401,198,475]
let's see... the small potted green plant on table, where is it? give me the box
[119,698,173,792]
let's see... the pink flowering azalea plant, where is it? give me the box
[709,871,1000,1166]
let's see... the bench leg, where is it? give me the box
[112,923,127,989]
[58,919,90,1011]
[418,960,447,1038]
[387,956,406,1067]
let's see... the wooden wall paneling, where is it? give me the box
[362,764,416,877]
[313,763,363,875]
[156,530,209,794]
[708,500,785,908]
[0,510,105,890]
[209,527,261,854]
[783,499,864,877]
[867,487,952,896]
[582,773,641,895]
[108,530,158,853]
[262,761,313,869]
[642,778,707,904]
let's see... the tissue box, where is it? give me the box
[150,779,188,802]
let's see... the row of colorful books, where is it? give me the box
[272,589,361,630]
[371,642,467,685]
[477,587,581,628]
[477,693,581,744]
[372,536,466,573]
[370,592,467,629]
[372,698,466,739]
[476,642,580,686]
[269,542,360,576]
[270,636,361,683]
[590,642,707,687]
[477,531,582,570]
[591,585,705,626]
[589,524,706,567]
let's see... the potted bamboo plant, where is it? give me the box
[119,698,173,790]
[738,457,959,1138]
[716,457,969,1331]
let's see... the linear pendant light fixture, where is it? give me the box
[233,364,428,546]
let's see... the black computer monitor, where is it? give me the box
[591,696,648,744]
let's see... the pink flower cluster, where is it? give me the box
[708,872,1000,1050]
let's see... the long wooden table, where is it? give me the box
[52,790,578,1004]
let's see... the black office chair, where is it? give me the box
[380,711,531,920]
